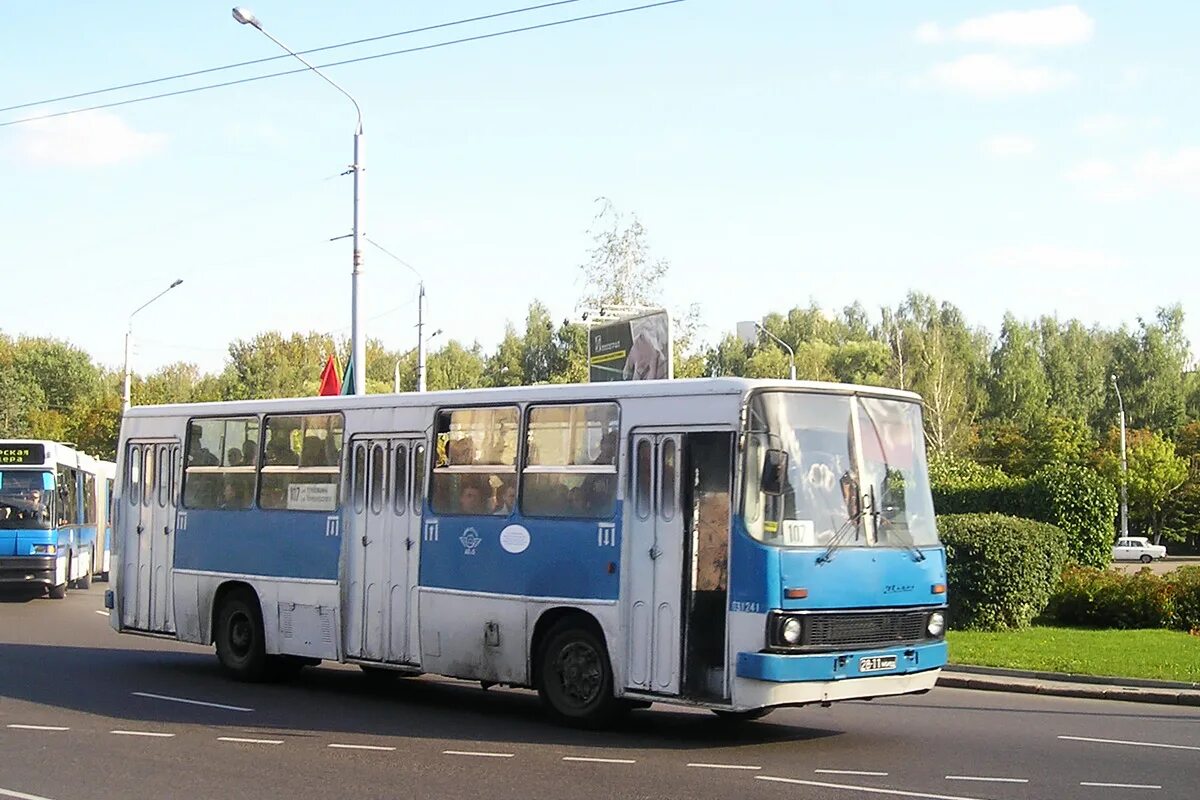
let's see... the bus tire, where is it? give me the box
[536,621,620,727]
[712,708,773,722]
[75,569,91,590]
[48,582,67,600]
[214,590,269,682]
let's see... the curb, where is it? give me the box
[945,664,1200,691]
[937,672,1200,707]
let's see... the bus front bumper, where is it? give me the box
[732,641,947,710]
[0,556,57,587]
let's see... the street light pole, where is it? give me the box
[394,328,441,392]
[232,7,366,395]
[1112,374,1129,539]
[123,279,184,413]
[757,323,797,381]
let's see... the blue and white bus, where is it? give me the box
[108,379,948,723]
[1,440,116,598]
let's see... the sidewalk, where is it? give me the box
[937,665,1200,707]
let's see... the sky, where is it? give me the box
[2,1,1198,376]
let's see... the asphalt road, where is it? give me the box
[1111,556,1200,576]
[2,586,1198,800]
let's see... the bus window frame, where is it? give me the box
[258,412,345,513]
[430,404,520,517]
[519,401,620,521]
[181,415,262,511]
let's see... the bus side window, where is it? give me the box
[522,402,619,519]
[661,438,677,521]
[128,446,141,506]
[352,443,367,514]
[393,443,408,516]
[369,444,386,515]
[142,447,155,507]
[412,444,425,514]
[635,439,652,520]
[260,413,344,511]
[430,406,519,516]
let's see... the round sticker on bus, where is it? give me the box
[499,524,531,554]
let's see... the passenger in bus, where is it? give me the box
[493,480,516,515]
[241,439,258,466]
[187,428,219,466]
[458,476,489,515]
[300,436,327,467]
[265,433,300,466]
[226,448,243,468]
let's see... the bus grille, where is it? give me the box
[803,611,929,649]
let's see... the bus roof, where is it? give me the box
[121,377,923,419]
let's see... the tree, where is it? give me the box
[1038,317,1110,431]
[426,341,486,391]
[1107,306,1190,433]
[577,198,667,311]
[1096,428,1189,544]
[221,331,339,399]
[989,313,1049,427]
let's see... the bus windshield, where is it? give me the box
[742,392,938,549]
[0,470,54,530]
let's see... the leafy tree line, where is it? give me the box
[3,201,1198,547]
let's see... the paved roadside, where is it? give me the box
[939,665,1200,707]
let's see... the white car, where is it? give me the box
[1112,537,1168,563]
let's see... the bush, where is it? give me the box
[1167,566,1200,632]
[938,513,1069,631]
[1048,567,1174,628]
[931,457,1116,569]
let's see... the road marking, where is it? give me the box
[688,763,762,771]
[132,691,253,712]
[218,736,283,745]
[757,776,994,800]
[815,769,889,777]
[562,756,637,764]
[94,610,108,616]
[110,730,175,738]
[1058,735,1200,752]
[1080,782,1161,790]
[443,750,514,758]
[6,725,69,732]
[945,776,1029,784]
[1,786,60,800]
[328,743,396,751]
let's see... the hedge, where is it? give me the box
[1048,565,1200,631]
[938,513,1070,631]
[932,458,1116,569]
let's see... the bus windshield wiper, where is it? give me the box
[815,507,867,565]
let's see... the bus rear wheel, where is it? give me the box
[215,590,269,682]
[537,622,620,727]
[47,582,67,600]
[712,708,773,722]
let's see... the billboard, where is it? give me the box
[588,309,673,382]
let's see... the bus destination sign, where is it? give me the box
[0,443,46,465]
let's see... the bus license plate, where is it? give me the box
[859,656,897,673]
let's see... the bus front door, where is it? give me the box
[344,435,423,664]
[626,432,685,695]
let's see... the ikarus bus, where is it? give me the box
[107,378,948,724]
[1,440,116,598]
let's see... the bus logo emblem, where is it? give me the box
[176,511,188,531]
[598,523,615,547]
[424,520,439,542]
[325,516,339,537]
[460,528,482,556]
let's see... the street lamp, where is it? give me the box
[736,320,797,381]
[232,7,366,395]
[123,279,184,412]
[1111,374,1129,539]
[395,329,442,393]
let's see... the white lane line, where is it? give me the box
[1,786,60,800]
[688,763,762,771]
[131,691,253,712]
[218,736,283,745]
[328,743,396,751]
[443,750,514,758]
[562,756,637,764]
[945,776,1029,784]
[110,730,175,738]
[815,769,889,777]
[94,610,108,616]
[1080,782,1161,790]
[1059,734,1200,752]
[6,725,70,732]
[757,776,993,800]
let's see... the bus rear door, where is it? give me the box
[119,440,180,633]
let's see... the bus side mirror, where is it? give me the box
[761,449,788,496]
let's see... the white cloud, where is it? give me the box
[984,134,1036,157]
[916,5,1094,47]
[985,244,1124,273]
[929,54,1073,96]
[1065,159,1116,182]
[13,110,165,167]
[1077,114,1163,137]
[1065,148,1200,199]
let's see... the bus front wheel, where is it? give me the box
[537,622,621,727]
[215,590,269,682]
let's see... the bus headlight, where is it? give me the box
[780,617,803,645]
[32,544,57,555]
[927,611,945,637]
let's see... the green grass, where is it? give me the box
[946,625,1200,684]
